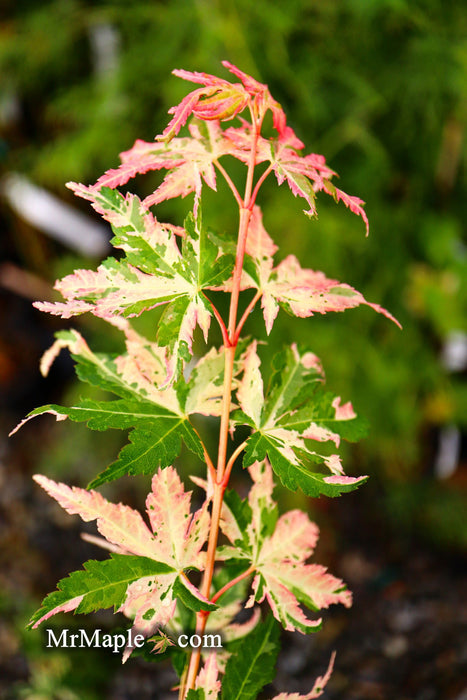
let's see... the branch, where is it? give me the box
[211,565,255,604]
[233,290,262,345]
[214,159,243,208]
[201,292,230,347]
[223,440,248,487]
[250,163,274,207]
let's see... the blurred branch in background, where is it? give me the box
[2,173,110,256]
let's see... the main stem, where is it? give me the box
[182,117,260,697]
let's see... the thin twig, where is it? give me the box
[202,292,230,347]
[250,163,274,206]
[214,159,243,208]
[223,440,248,487]
[234,290,262,345]
[211,565,255,605]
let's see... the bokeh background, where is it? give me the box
[1,1,466,698]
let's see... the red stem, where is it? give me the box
[233,290,262,345]
[250,163,274,207]
[183,111,263,697]
[202,292,230,347]
[211,565,255,605]
[214,159,243,209]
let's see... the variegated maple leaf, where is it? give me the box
[271,652,336,699]
[160,60,285,142]
[11,325,202,487]
[234,342,368,498]
[31,467,215,661]
[214,204,399,333]
[194,654,222,699]
[225,120,368,230]
[191,649,335,700]
[219,460,351,635]
[12,324,248,488]
[34,187,233,382]
[258,253,401,334]
[92,120,232,216]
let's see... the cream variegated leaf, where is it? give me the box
[220,461,350,635]
[119,573,178,662]
[245,205,278,264]
[13,327,205,488]
[33,475,158,560]
[236,344,367,498]
[258,510,319,566]
[246,460,277,562]
[182,342,247,417]
[31,467,214,660]
[34,467,208,569]
[259,254,401,334]
[145,466,209,570]
[35,187,233,383]
[236,340,264,427]
[247,572,322,634]
[195,654,222,699]
[225,120,367,230]
[215,204,397,333]
[91,120,232,216]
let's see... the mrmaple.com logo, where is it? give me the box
[45,628,222,653]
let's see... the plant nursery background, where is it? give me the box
[0,1,465,698]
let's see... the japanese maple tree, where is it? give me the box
[13,62,399,698]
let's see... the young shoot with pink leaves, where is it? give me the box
[13,61,400,699]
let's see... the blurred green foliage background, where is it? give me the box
[1,0,466,696]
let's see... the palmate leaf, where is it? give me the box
[225,121,368,231]
[189,655,222,700]
[32,467,215,659]
[219,462,351,635]
[236,343,368,498]
[191,638,333,700]
[35,187,233,383]
[259,254,401,333]
[160,61,286,142]
[13,326,249,487]
[213,203,399,334]
[95,120,232,216]
[14,327,205,487]
[29,554,174,628]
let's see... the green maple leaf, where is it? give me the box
[236,342,368,498]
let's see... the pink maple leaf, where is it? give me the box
[32,467,211,658]
[195,653,222,699]
[89,121,231,216]
[261,254,401,333]
[230,461,352,633]
[159,68,249,141]
[159,61,287,142]
[245,205,278,261]
[226,120,369,230]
